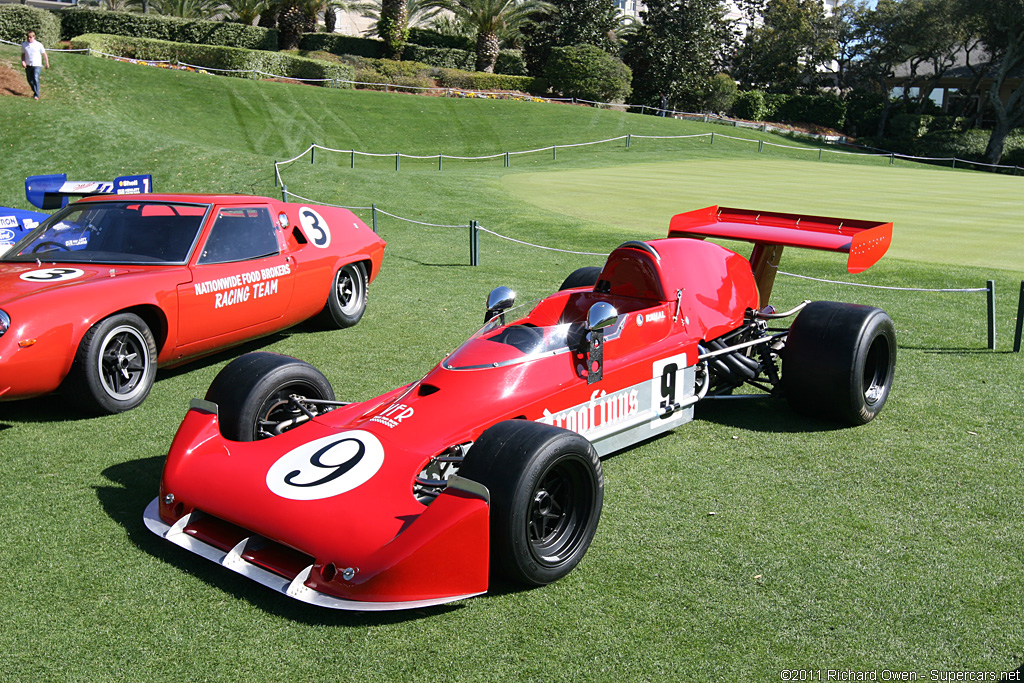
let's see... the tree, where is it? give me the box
[223,0,267,24]
[146,0,226,18]
[353,0,441,38]
[958,0,1024,165]
[432,0,553,72]
[521,0,621,77]
[731,0,836,93]
[623,0,728,112]
[544,43,631,102]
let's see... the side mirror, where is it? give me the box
[484,286,516,324]
[583,302,617,385]
[587,302,618,332]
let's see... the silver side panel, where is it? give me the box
[143,498,484,611]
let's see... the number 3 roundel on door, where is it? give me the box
[299,207,331,248]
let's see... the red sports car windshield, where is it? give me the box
[4,201,209,265]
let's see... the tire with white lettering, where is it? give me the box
[782,301,896,425]
[459,420,603,586]
[317,262,367,329]
[558,266,602,291]
[66,312,157,414]
[206,352,335,441]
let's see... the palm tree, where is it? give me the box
[353,0,442,38]
[223,0,268,24]
[432,0,552,72]
[147,0,227,18]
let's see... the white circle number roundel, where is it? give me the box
[266,430,384,500]
[20,267,85,283]
[298,207,331,249]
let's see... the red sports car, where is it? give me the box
[145,206,895,610]
[0,194,385,413]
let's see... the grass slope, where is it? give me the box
[1,46,1023,682]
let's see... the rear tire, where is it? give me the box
[559,266,601,291]
[317,262,367,329]
[205,352,335,441]
[459,420,603,586]
[783,301,896,425]
[68,312,157,414]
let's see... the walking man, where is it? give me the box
[21,30,49,100]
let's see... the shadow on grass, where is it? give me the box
[387,252,475,269]
[694,395,846,434]
[97,454,471,626]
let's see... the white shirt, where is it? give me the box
[22,40,46,68]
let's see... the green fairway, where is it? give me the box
[501,159,1024,272]
[1,45,1023,682]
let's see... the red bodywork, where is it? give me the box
[146,206,891,610]
[0,194,385,402]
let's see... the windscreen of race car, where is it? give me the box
[2,201,210,265]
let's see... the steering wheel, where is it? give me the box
[31,241,71,253]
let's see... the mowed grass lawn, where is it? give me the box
[1,46,1023,681]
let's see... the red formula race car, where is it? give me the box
[145,206,896,610]
[0,195,385,413]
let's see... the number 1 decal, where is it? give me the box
[299,207,331,248]
[652,353,688,428]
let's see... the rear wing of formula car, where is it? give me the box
[668,205,893,305]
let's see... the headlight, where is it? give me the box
[0,310,9,337]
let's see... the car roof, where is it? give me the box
[75,194,280,206]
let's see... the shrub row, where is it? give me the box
[337,54,544,93]
[59,7,276,51]
[298,32,526,75]
[0,4,61,47]
[69,34,353,87]
[544,45,631,103]
[731,90,846,129]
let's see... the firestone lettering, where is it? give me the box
[537,388,639,436]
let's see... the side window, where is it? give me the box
[198,207,279,265]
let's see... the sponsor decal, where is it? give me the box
[266,430,385,501]
[369,403,414,428]
[538,387,639,437]
[64,237,88,248]
[0,216,18,229]
[21,219,38,231]
[19,267,85,283]
[636,314,644,326]
[0,228,15,243]
[646,310,667,322]
[299,207,331,248]
[193,264,291,309]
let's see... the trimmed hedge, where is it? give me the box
[434,68,545,95]
[59,7,277,51]
[0,4,61,47]
[298,33,383,59]
[731,90,846,129]
[70,34,353,87]
[300,33,527,75]
[403,44,474,71]
[407,27,473,51]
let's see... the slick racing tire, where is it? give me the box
[317,262,367,329]
[68,312,158,415]
[558,266,602,291]
[206,352,335,441]
[460,420,603,586]
[782,301,896,425]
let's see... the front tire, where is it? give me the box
[205,352,335,441]
[783,301,896,425]
[459,420,603,586]
[317,262,367,329]
[68,312,157,414]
